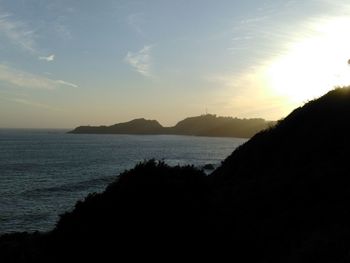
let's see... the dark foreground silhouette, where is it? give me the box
[69,114,274,138]
[2,87,350,262]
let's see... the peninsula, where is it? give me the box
[69,114,274,138]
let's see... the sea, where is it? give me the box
[0,129,246,234]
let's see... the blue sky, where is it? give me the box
[1,0,350,128]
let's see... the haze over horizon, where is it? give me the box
[1,0,350,128]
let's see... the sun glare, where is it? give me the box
[266,17,350,103]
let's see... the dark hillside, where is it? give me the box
[211,87,350,262]
[0,161,213,262]
[2,88,350,262]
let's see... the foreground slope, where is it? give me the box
[211,87,350,262]
[2,88,350,262]
[0,162,212,262]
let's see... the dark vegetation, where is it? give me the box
[2,87,350,262]
[0,162,213,262]
[69,114,274,138]
[202,163,215,170]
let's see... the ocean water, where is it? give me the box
[0,129,246,234]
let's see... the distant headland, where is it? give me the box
[69,114,275,138]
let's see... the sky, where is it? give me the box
[1,0,350,128]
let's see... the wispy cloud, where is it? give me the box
[0,13,37,53]
[9,97,63,111]
[39,54,55,62]
[0,92,63,111]
[53,19,72,41]
[124,45,153,77]
[0,64,78,90]
[239,16,269,25]
[0,89,28,98]
[0,10,58,57]
[127,13,146,36]
[55,79,78,88]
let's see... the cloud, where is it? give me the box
[55,79,78,88]
[39,54,55,62]
[127,13,145,36]
[54,20,72,40]
[0,12,37,53]
[0,64,78,90]
[239,16,269,25]
[9,97,63,111]
[124,45,153,77]
[0,89,28,98]
[0,11,56,57]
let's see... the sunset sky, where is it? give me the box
[1,0,350,128]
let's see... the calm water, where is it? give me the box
[0,129,246,234]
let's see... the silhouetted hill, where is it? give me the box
[3,87,350,262]
[69,118,163,134]
[171,114,270,138]
[210,87,350,262]
[0,161,212,262]
[69,114,274,138]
